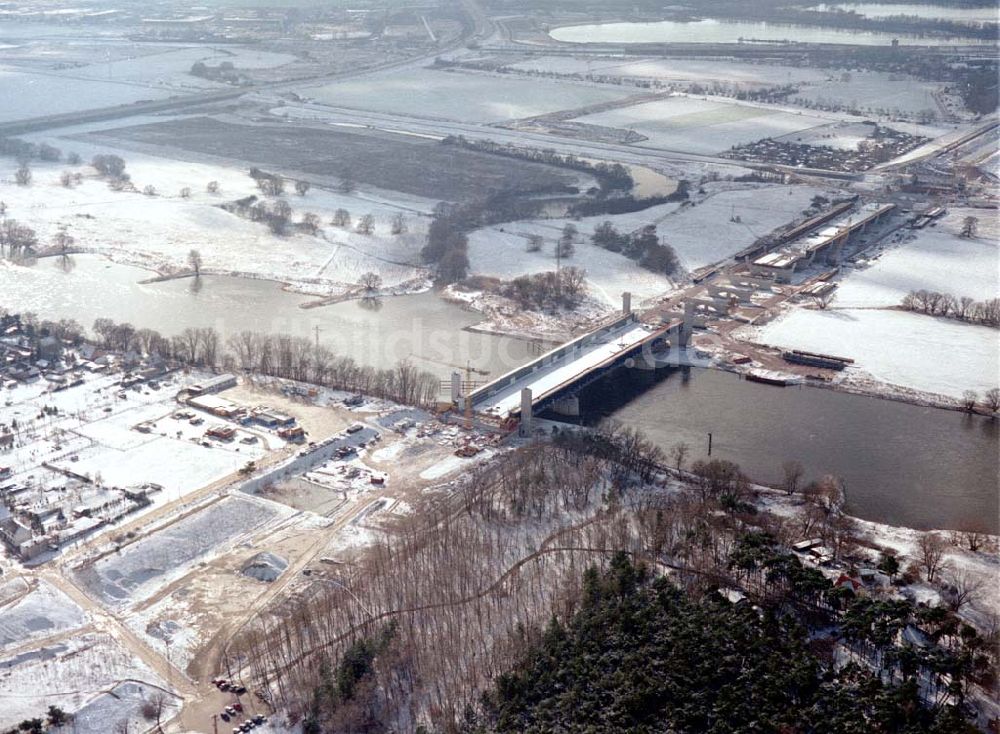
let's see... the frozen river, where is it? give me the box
[550,18,993,46]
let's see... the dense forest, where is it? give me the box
[472,554,977,734]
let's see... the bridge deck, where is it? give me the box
[472,321,660,419]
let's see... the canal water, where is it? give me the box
[2,255,996,532]
[550,18,992,46]
[573,366,998,533]
[0,255,538,379]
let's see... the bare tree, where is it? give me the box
[188,249,203,277]
[526,234,543,253]
[300,212,321,234]
[143,185,157,196]
[669,442,689,473]
[961,389,978,412]
[960,215,978,238]
[14,164,31,186]
[179,187,191,198]
[206,180,220,194]
[952,525,989,552]
[54,227,74,256]
[390,212,407,235]
[358,272,382,293]
[295,180,311,196]
[943,570,983,612]
[59,171,75,188]
[332,209,351,227]
[917,532,948,582]
[781,460,804,495]
[356,213,375,235]
[556,223,577,259]
[984,387,1000,415]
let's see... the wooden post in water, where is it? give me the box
[707,432,712,456]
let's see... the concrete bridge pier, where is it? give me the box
[680,301,695,348]
[518,388,534,436]
[550,395,581,417]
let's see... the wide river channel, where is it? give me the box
[1,255,996,532]
[550,18,994,46]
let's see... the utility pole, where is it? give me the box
[707,432,712,456]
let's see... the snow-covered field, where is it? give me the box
[0,65,173,123]
[468,210,678,307]
[573,95,832,154]
[55,680,181,734]
[0,632,171,730]
[837,209,999,307]
[57,45,296,91]
[757,308,997,400]
[505,55,831,88]
[0,580,87,651]
[468,184,825,301]
[659,184,827,268]
[53,436,257,500]
[293,66,639,123]
[791,69,944,117]
[73,495,290,608]
[0,141,431,295]
[0,44,297,123]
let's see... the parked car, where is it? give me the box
[221,712,230,722]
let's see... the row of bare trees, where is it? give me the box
[87,318,439,407]
[900,289,1000,327]
[227,330,439,406]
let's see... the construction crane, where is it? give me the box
[421,355,489,376]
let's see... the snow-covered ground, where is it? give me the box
[659,185,828,268]
[505,55,831,88]
[467,208,679,307]
[0,632,172,730]
[292,66,639,124]
[54,680,181,734]
[467,184,827,304]
[790,69,944,117]
[73,494,290,609]
[0,65,173,123]
[56,45,296,91]
[756,308,997,400]
[0,145,431,296]
[0,580,88,651]
[573,95,833,154]
[837,208,999,307]
[0,44,297,123]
